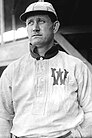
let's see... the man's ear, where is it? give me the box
[53,21,60,33]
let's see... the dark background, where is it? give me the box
[2,0,92,68]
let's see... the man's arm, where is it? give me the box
[0,118,12,138]
[0,66,14,138]
[76,62,92,137]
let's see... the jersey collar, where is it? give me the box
[30,44,59,60]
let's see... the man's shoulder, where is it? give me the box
[12,52,32,64]
[5,53,32,72]
[58,51,86,68]
[59,51,83,63]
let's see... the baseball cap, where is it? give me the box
[20,1,58,22]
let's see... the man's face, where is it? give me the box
[26,14,54,48]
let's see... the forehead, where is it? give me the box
[26,14,52,22]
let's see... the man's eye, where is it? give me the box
[27,21,34,25]
[39,20,45,24]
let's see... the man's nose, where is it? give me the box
[33,22,40,31]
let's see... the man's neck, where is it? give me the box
[30,42,59,60]
[37,46,51,57]
[37,41,54,57]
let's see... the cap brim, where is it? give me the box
[20,10,57,22]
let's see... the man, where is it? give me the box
[0,1,92,138]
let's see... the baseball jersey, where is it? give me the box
[0,45,92,137]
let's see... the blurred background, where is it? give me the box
[0,0,92,76]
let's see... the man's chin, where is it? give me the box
[31,41,43,47]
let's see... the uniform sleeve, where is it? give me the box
[0,67,14,138]
[0,118,12,138]
[76,62,92,137]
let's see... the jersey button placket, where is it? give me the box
[37,57,45,96]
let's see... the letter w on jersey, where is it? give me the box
[51,68,69,85]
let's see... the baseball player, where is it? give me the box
[0,1,92,138]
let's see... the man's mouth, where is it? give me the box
[32,34,42,37]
